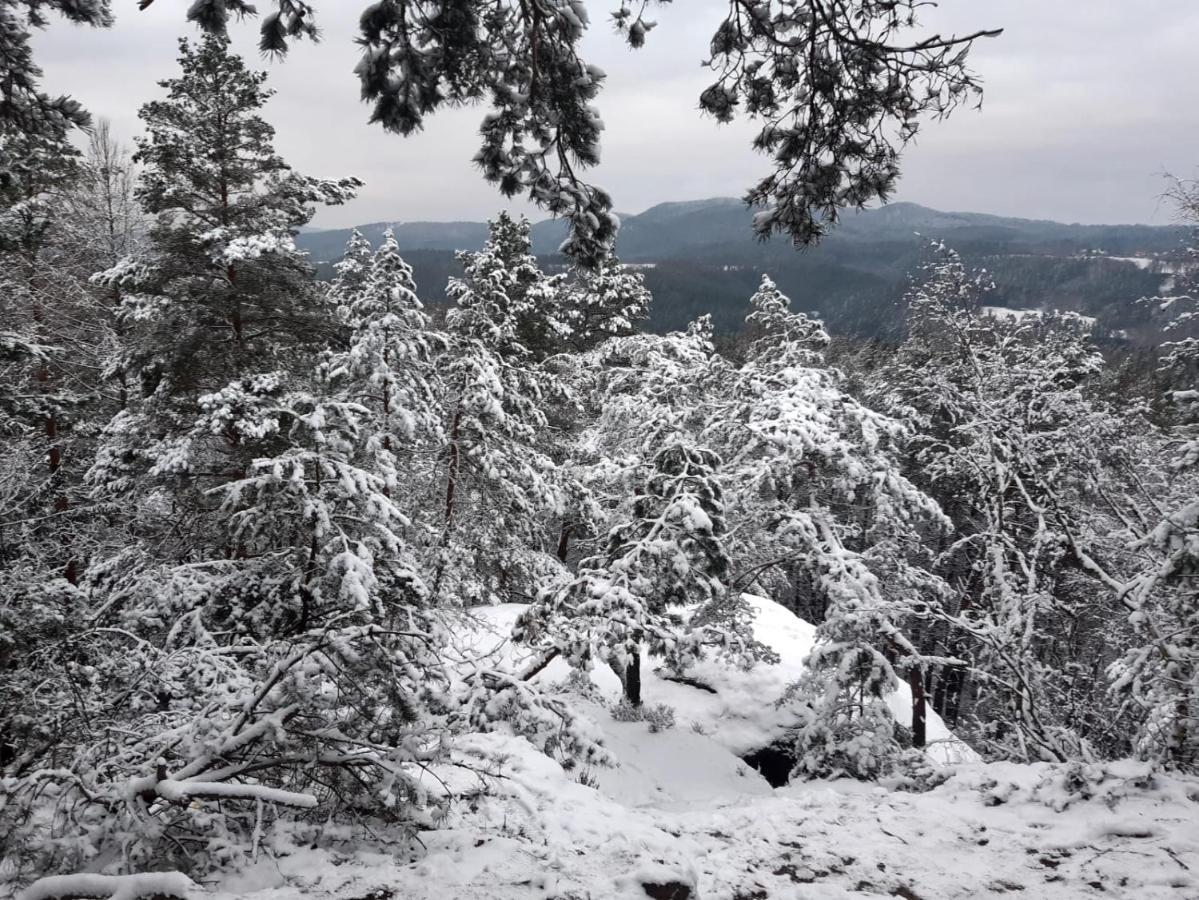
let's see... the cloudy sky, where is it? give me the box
[32,0,1199,230]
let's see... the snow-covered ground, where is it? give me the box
[202,737,1199,900]
[449,597,973,765]
[23,599,1199,900]
[981,305,1040,322]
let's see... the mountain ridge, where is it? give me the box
[299,198,1187,262]
[296,199,1190,340]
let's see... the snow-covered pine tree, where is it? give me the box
[706,275,950,778]
[430,214,567,604]
[89,32,359,546]
[557,251,651,352]
[1,34,453,885]
[518,440,772,706]
[331,229,443,465]
[881,242,1131,764]
[447,211,568,361]
[1,369,452,880]
[0,1,111,198]
[541,316,721,603]
[327,227,374,317]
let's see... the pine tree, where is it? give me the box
[1,35,456,882]
[327,228,374,313]
[519,441,772,706]
[446,211,566,362]
[707,275,948,778]
[335,229,442,451]
[89,33,360,547]
[0,1,111,197]
[557,252,651,352]
[430,214,567,603]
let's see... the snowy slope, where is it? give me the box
[450,595,975,765]
[33,598,1198,900]
[201,732,1199,900]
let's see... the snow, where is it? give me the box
[980,306,1096,329]
[153,778,318,808]
[452,594,974,764]
[197,732,1199,900]
[588,712,773,808]
[1108,256,1157,270]
[981,305,1039,321]
[24,600,1191,900]
[18,873,197,900]
[127,595,1194,900]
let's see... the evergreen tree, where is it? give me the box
[89,33,359,549]
[557,252,651,352]
[707,276,948,777]
[336,229,442,450]
[446,211,567,362]
[430,214,567,603]
[327,228,374,313]
[0,1,110,197]
[519,441,771,706]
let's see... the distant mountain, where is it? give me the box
[298,199,1191,340]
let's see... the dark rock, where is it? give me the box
[642,881,692,900]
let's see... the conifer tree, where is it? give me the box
[431,214,567,603]
[327,228,375,312]
[0,1,111,197]
[90,33,359,546]
[707,276,948,777]
[558,252,651,352]
[336,229,442,449]
[519,441,771,705]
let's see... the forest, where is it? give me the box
[2,2,1199,899]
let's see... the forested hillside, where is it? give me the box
[299,201,1189,338]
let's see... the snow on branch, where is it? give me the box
[128,773,318,809]
[17,872,197,900]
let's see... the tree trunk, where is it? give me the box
[444,402,463,527]
[624,652,642,707]
[908,666,927,748]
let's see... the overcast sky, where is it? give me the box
[32,1,1199,230]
